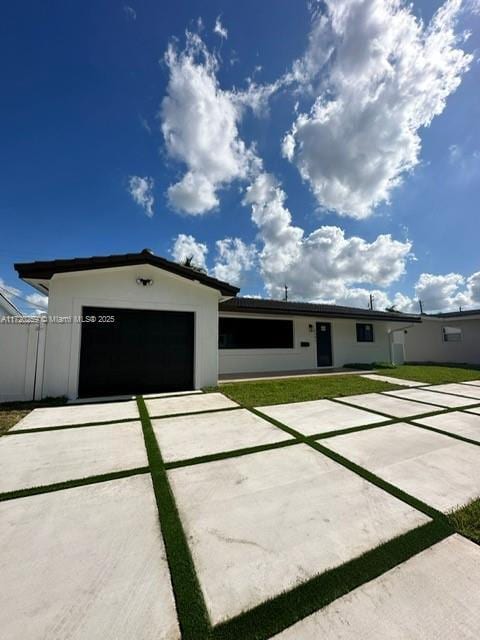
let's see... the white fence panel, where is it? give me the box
[0,319,45,403]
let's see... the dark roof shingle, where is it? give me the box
[15,249,239,297]
[219,297,422,322]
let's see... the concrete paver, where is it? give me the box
[152,408,291,462]
[168,444,429,624]
[12,400,139,430]
[0,422,147,493]
[273,534,480,639]
[146,392,237,418]
[324,423,480,512]
[414,411,480,444]
[360,374,423,387]
[384,388,478,408]
[258,399,386,436]
[338,393,439,418]
[424,383,480,400]
[142,390,203,398]
[0,475,180,640]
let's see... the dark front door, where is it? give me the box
[316,322,332,367]
[78,306,194,397]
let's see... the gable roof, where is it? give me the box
[219,296,422,323]
[14,249,239,297]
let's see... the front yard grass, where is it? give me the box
[449,498,480,545]
[383,364,480,384]
[0,398,66,436]
[213,363,480,407]
[215,375,403,407]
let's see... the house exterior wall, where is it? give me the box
[218,312,395,374]
[404,317,480,364]
[42,264,220,399]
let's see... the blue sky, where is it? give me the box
[1,0,479,314]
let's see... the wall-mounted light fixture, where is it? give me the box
[136,278,153,287]
[308,324,314,332]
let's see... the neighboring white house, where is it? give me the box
[9,249,421,401]
[0,291,21,316]
[403,310,480,365]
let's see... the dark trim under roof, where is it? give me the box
[428,308,480,319]
[14,249,239,297]
[219,297,422,323]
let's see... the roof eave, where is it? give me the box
[14,253,239,297]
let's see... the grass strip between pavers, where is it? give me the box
[136,396,212,640]
[138,394,458,640]
[165,438,298,470]
[380,391,480,412]
[250,407,447,522]
[5,416,142,435]
[148,405,240,422]
[0,466,149,502]
[212,519,452,640]
[408,421,480,448]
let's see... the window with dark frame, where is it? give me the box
[219,317,294,349]
[442,326,462,342]
[356,323,374,342]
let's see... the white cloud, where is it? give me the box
[414,272,465,311]
[167,172,219,214]
[26,292,48,311]
[0,278,20,300]
[410,271,480,312]
[448,143,480,181]
[213,16,228,39]
[465,272,480,304]
[244,172,412,300]
[283,0,472,218]
[161,32,257,215]
[171,233,208,271]
[128,176,154,217]
[212,238,256,285]
[123,5,136,21]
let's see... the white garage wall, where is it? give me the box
[218,313,394,375]
[404,317,480,364]
[42,265,220,399]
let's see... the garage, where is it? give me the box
[13,249,239,399]
[78,306,194,397]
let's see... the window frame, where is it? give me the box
[442,326,462,343]
[356,322,374,343]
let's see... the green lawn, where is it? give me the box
[0,398,66,436]
[214,363,480,407]
[215,375,403,407]
[384,364,480,384]
[449,498,480,545]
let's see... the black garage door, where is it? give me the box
[78,306,194,398]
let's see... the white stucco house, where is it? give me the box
[403,309,480,365]
[11,249,421,400]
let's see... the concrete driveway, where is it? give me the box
[1,383,480,639]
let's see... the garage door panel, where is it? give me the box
[79,307,194,397]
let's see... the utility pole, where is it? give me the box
[284,284,288,302]
[369,293,374,310]
[418,300,423,314]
